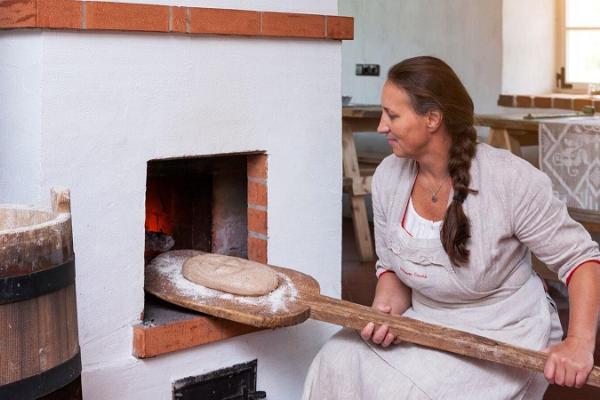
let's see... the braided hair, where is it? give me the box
[388,56,478,266]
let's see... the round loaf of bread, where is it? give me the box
[182,253,279,296]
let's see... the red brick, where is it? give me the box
[497,95,515,107]
[594,100,600,113]
[248,181,267,207]
[1,3,351,42]
[86,1,169,32]
[169,6,187,33]
[189,7,259,36]
[133,316,222,358]
[248,207,267,235]
[553,97,573,110]
[515,95,533,108]
[533,96,552,108]
[0,0,36,29]
[326,16,353,39]
[248,236,267,263]
[222,320,261,338]
[574,98,593,111]
[38,0,82,29]
[247,154,268,179]
[262,12,325,38]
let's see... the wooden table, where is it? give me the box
[475,112,600,234]
[474,113,539,159]
[475,109,600,157]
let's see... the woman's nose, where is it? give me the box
[377,117,389,134]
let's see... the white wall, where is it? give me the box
[0,32,43,205]
[502,0,556,94]
[0,1,342,397]
[339,0,503,112]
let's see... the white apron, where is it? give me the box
[365,219,563,399]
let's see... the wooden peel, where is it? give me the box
[303,293,600,388]
[145,253,600,388]
[145,250,318,328]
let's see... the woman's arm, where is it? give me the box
[360,271,412,347]
[365,159,412,346]
[544,262,600,388]
[508,162,600,387]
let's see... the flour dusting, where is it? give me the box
[149,250,297,313]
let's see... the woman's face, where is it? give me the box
[378,81,432,159]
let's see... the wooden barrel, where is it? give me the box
[0,189,80,399]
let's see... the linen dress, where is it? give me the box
[302,143,600,400]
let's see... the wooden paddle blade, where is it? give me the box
[145,250,321,328]
[301,294,600,389]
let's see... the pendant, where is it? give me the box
[432,195,438,203]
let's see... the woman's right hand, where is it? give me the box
[360,271,412,348]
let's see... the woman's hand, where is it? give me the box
[360,304,399,347]
[543,262,600,388]
[543,336,595,388]
[360,271,411,348]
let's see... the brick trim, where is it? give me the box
[133,316,260,358]
[497,93,600,111]
[0,0,354,40]
[247,153,268,264]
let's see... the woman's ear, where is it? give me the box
[426,109,443,131]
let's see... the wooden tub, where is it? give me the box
[0,189,80,399]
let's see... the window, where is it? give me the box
[557,0,600,91]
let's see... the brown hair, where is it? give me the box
[388,56,477,266]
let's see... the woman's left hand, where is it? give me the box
[543,336,595,388]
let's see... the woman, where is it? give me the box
[302,56,600,399]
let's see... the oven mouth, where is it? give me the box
[136,152,268,358]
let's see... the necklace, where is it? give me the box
[419,177,447,203]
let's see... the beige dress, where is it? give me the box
[302,143,600,400]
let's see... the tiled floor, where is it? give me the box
[340,218,600,399]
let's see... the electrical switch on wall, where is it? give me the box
[355,64,380,76]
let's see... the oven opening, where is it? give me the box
[143,154,250,319]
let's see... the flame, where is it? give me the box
[145,178,173,235]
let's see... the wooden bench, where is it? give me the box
[342,106,383,261]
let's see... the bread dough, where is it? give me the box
[182,253,279,296]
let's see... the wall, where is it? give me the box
[503,0,556,94]
[0,32,43,205]
[339,0,503,111]
[0,0,342,398]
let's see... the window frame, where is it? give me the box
[556,0,600,93]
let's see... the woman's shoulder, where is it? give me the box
[474,142,551,195]
[372,154,415,195]
[475,142,547,181]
